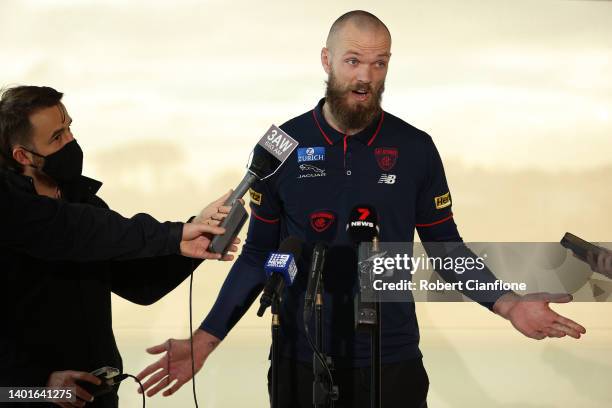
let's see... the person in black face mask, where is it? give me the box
[22,138,84,189]
[10,98,84,201]
[0,85,241,408]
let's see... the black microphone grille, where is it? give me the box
[249,145,278,179]
[346,205,378,243]
[278,235,303,260]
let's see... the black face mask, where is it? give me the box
[26,140,84,184]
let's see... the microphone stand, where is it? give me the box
[370,238,381,408]
[316,284,323,354]
[271,296,280,408]
[355,238,382,408]
[311,270,338,407]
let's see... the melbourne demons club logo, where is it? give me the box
[310,211,335,233]
[374,147,398,171]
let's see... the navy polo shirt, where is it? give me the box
[201,98,499,367]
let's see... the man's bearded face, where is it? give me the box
[325,68,385,131]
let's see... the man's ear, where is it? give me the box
[321,47,332,75]
[13,146,34,167]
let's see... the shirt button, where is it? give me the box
[346,170,352,176]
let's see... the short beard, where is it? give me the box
[325,71,384,131]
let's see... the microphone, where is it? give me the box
[346,205,379,245]
[257,236,303,317]
[227,126,299,204]
[347,205,380,329]
[210,125,299,254]
[303,210,338,324]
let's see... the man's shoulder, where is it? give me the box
[273,105,437,148]
[383,110,430,138]
[89,194,110,210]
[381,110,435,148]
[1,169,36,194]
[278,109,318,141]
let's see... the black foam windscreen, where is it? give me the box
[278,235,303,261]
[346,205,378,243]
[306,210,338,244]
[248,145,279,179]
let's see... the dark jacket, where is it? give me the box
[0,168,185,261]
[0,171,200,407]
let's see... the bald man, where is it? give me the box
[138,10,585,407]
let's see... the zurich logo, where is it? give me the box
[297,146,325,163]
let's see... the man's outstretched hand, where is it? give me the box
[136,330,221,397]
[493,292,586,340]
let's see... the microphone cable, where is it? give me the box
[111,373,145,408]
[189,270,200,408]
[304,319,336,408]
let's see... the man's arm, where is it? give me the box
[0,176,221,261]
[415,134,585,339]
[111,255,200,305]
[137,180,282,397]
[111,194,241,306]
[415,134,509,308]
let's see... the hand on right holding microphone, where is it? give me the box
[180,224,228,260]
[194,190,245,226]
[587,249,612,278]
[179,190,243,260]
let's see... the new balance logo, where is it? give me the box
[378,174,397,184]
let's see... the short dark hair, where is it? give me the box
[0,85,63,172]
[326,10,391,48]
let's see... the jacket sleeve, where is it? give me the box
[0,361,50,387]
[199,178,282,340]
[109,216,204,305]
[416,135,510,310]
[0,182,183,262]
[110,254,202,305]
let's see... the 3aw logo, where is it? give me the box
[378,174,397,184]
[258,125,298,162]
